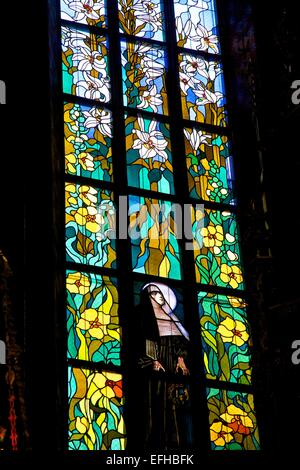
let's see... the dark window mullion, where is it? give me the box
[63,93,113,111]
[107,0,134,447]
[162,0,211,450]
[120,32,166,47]
[178,45,222,62]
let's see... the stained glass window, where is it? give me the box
[68,367,126,450]
[199,293,252,384]
[184,127,234,203]
[174,0,219,53]
[61,0,107,27]
[62,26,110,101]
[207,388,260,450]
[121,40,168,115]
[65,183,116,268]
[118,0,164,41]
[192,207,244,289]
[67,271,120,364]
[58,0,259,453]
[125,114,174,193]
[64,102,113,181]
[179,53,227,124]
[129,195,182,279]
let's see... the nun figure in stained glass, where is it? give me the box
[133,282,192,449]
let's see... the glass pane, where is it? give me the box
[119,0,164,41]
[129,196,182,279]
[68,367,126,450]
[61,0,106,27]
[66,271,120,364]
[65,183,116,268]
[131,281,192,447]
[179,53,227,125]
[207,388,260,450]
[62,26,110,102]
[174,0,219,54]
[64,102,113,181]
[198,293,252,384]
[192,207,244,289]
[125,114,174,194]
[184,128,234,204]
[121,40,168,115]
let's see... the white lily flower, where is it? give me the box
[184,128,211,151]
[76,72,110,102]
[132,116,168,162]
[198,61,222,81]
[83,107,112,137]
[191,23,219,54]
[137,85,163,113]
[193,83,223,105]
[180,55,206,75]
[179,72,196,95]
[140,55,165,81]
[72,47,107,75]
[63,0,104,22]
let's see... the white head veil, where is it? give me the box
[142,282,189,340]
[142,282,177,312]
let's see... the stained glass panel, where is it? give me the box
[62,26,110,102]
[65,183,116,268]
[61,0,106,27]
[184,128,234,203]
[119,0,164,41]
[67,271,120,364]
[129,196,182,279]
[64,102,113,181]
[198,293,252,384]
[125,114,174,194]
[179,53,227,125]
[207,388,260,450]
[68,367,126,450]
[192,207,244,289]
[121,41,168,115]
[174,0,219,54]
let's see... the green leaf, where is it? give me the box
[216,333,230,381]
[200,315,217,327]
[202,330,217,353]
[196,256,210,284]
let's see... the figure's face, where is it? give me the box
[150,290,165,306]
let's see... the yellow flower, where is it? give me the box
[87,372,123,404]
[74,206,103,233]
[217,317,249,347]
[228,296,247,309]
[201,225,224,248]
[220,264,243,289]
[210,421,233,447]
[220,404,254,435]
[77,308,110,339]
[66,272,90,295]
[75,416,90,434]
[74,398,95,442]
[65,153,77,174]
[65,183,77,206]
[78,152,95,172]
[78,185,98,205]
